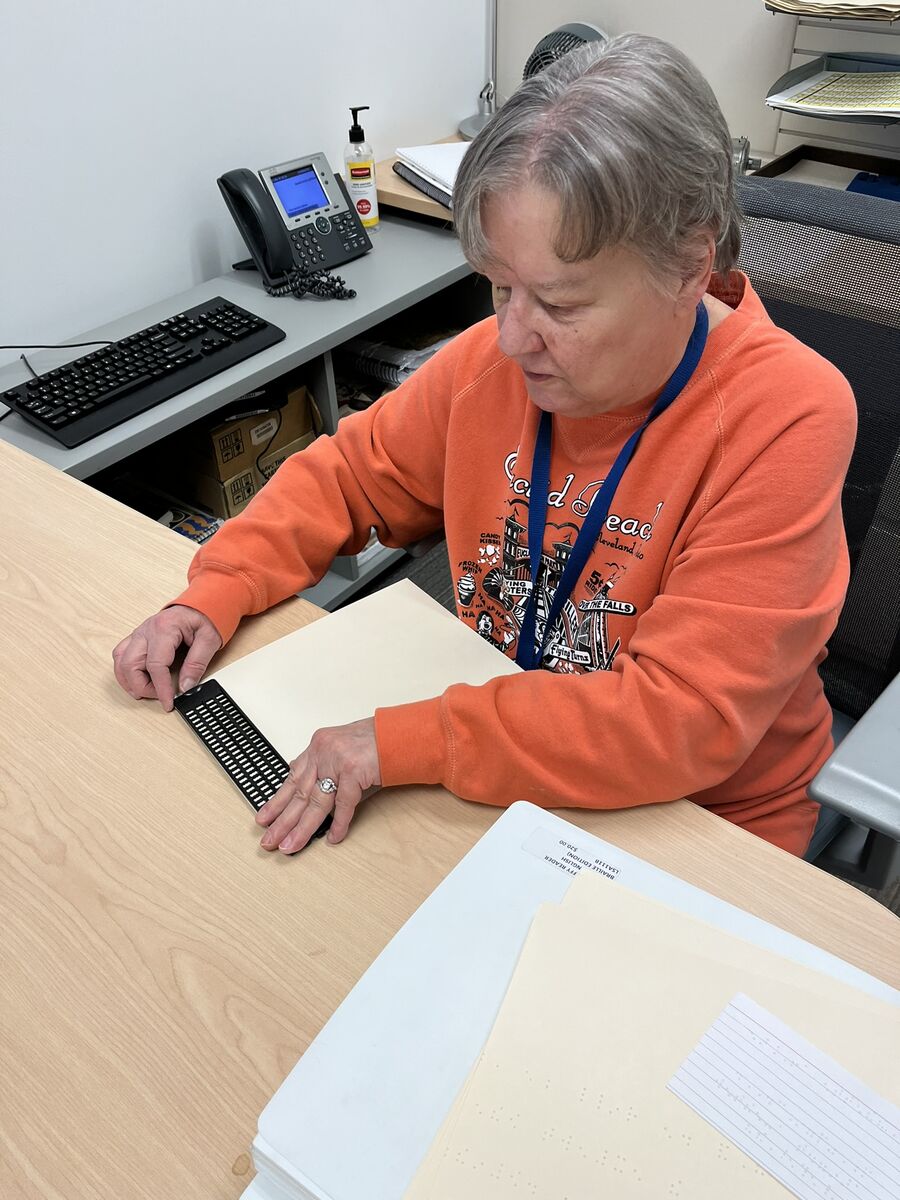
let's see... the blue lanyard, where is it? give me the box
[515,302,709,670]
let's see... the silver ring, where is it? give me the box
[316,777,338,794]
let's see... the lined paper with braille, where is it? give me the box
[669,993,900,1200]
[405,872,900,1199]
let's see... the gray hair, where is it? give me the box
[453,33,741,289]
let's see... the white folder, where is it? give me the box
[242,803,900,1200]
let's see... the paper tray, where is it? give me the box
[752,141,900,181]
[767,51,900,124]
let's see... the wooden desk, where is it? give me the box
[1,440,897,1200]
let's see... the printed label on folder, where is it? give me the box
[522,827,621,881]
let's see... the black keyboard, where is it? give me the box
[1,298,286,449]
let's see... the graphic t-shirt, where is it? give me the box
[458,441,663,672]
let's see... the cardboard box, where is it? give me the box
[185,384,314,482]
[180,430,318,519]
[190,467,259,519]
[257,431,316,482]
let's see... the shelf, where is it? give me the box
[773,13,900,155]
[767,52,900,126]
[1,211,484,616]
[300,544,407,611]
[765,4,900,22]
[0,215,471,479]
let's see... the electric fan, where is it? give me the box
[523,22,608,79]
[459,11,609,140]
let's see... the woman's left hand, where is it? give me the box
[257,717,381,854]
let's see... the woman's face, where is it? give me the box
[483,185,704,419]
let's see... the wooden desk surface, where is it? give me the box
[1,440,897,1200]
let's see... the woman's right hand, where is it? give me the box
[112,605,222,711]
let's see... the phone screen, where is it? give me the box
[271,164,328,218]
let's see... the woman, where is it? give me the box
[113,34,856,858]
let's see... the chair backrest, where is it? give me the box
[735,176,900,721]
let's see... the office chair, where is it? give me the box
[736,174,900,889]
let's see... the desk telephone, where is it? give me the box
[218,152,371,300]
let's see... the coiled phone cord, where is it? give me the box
[265,267,356,301]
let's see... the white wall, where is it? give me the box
[2,2,797,371]
[0,0,486,367]
[497,2,796,152]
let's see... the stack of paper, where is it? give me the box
[406,871,900,1199]
[767,67,900,116]
[392,142,470,209]
[236,808,900,1198]
[765,1,900,19]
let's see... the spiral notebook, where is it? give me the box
[394,142,469,197]
[392,161,452,209]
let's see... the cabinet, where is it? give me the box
[0,215,492,609]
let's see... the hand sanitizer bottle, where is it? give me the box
[344,106,380,231]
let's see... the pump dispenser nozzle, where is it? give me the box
[348,106,369,142]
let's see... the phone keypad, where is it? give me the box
[333,212,368,254]
[291,227,327,266]
[290,212,368,269]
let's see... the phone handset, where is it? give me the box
[218,168,297,285]
[217,153,371,300]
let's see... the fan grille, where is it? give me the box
[523,26,605,79]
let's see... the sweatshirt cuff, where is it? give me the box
[375,698,448,787]
[168,572,257,646]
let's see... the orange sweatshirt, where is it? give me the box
[174,275,856,855]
